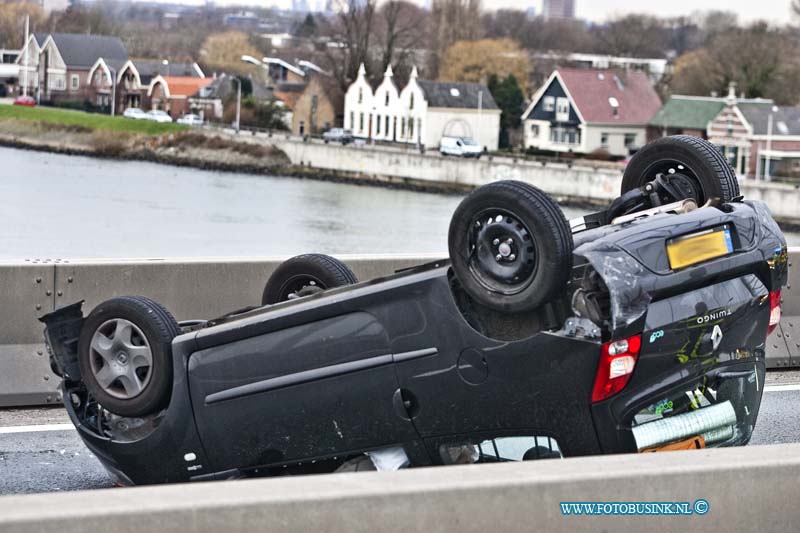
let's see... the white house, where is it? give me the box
[521,68,662,157]
[344,64,501,151]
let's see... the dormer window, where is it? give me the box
[609,97,619,118]
[543,96,555,112]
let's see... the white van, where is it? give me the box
[439,136,483,158]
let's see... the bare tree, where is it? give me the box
[324,0,377,93]
[373,1,425,78]
[592,14,668,58]
[427,0,482,78]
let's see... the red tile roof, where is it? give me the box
[557,68,661,125]
[160,76,212,97]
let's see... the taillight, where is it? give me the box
[767,290,782,336]
[592,334,642,403]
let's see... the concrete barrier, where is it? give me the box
[259,137,800,224]
[0,442,798,532]
[0,249,796,406]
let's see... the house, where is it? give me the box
[647,93,775,144]
[521,68,661,157]
[343,64,501,151]
[17,33,128,105]
[148,76,213,119]
[89,59,204,112]
[290,74,341,135]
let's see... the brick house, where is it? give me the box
[289,74,341,135]
[89,59,204,113]
[17,33,128,106]
[148,76,213,119]
[647,96,726,142]
[521,68,661,157]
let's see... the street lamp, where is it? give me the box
[765,105,779,181]
[109,66,117,117]
[231,76,241,133]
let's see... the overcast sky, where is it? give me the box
[148,0,795,24]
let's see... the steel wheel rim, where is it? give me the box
[278,275,326,301]
[89,318,153,400]
[640,158,706,204]
[467,208,538,295]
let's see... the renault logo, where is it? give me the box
[711,325,724,351]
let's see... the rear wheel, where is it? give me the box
[77,296,180,417]
[448,180,573,313]
[621,135,739,204]
[262,254,358,305]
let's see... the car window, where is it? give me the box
[439,435,562,464]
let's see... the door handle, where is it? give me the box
[392,388,419,421]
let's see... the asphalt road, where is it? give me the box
[2,372,800,496]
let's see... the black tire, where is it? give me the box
[262,254,358,305]
[621,135,739,204]
[448,180,573,313]
[77,296,180,417]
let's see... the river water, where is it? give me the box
[1,146,797,260]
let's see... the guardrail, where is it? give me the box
[0,442,798,531]
[0,250,797,407]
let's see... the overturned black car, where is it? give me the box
[41,136,788,485]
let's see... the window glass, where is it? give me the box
[543,96,555,112]
[601,132,609,146]
[624,133,636,148]
[440,436,562,465]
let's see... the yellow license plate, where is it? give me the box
[667,226,733,270]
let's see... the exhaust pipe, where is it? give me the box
[633,401,736,450]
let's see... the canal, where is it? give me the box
[1,145,797,260]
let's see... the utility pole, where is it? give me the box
[22,15,29,97]
[765,105,778,181]
[232,76,241,133]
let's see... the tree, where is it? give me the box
[669,22,800,104]
[427,0,482,78]
[293,13,317,38]
[323,0,377,93]
[199,31,263,76]
[0,2,45,49]
[488,73,524,149]
[592,14,668,58]
[439,38,530,94]
[373,1,425,77]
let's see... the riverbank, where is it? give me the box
[0,119,291,174]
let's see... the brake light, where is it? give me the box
[767,290,782,336]
[592,334,642,403]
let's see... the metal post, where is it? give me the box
[765,109,775,181]
[110,67,117,117]
[22,15,29,97]
[235,77,241,133]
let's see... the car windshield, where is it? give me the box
[149,111,167,116]
[461,138,478,146]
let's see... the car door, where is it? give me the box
[187,310,420,473]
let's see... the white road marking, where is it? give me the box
[0,423,75,434]
[764,384,800,393]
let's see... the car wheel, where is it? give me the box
[262,254,359,305]
[448,180,573,313]
[77,296,180,417]
[621,135,739,204]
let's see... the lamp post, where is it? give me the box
[231,76,241,133]
[765,105,779,181]
[110,66,117,116]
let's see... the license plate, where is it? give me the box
[667,226,733,270]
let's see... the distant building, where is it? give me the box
[16,33,128,106]
[148,76,213,119]
[521,68,661,157]
[648,95,726,141]
[533,52,670,84]
[542,0,575,20]
[344,64,501,151]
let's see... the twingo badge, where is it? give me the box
[696,309,732,324]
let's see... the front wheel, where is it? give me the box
[448,180,573,312]
[621,135,740,204]
[77,296,180,417]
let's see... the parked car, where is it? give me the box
[144,110,173,123]
[41,136,787,486]
[322,128,353,144]
[177,114,203,126]
[439,136,483,158]
[122,108,147,120]
[12,95,36,107]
